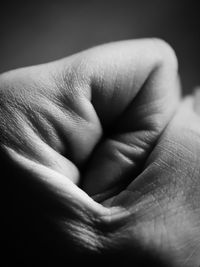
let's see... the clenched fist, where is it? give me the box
[2,39,199,266]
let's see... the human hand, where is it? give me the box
[1,39,183,266]
[101,94,200,267]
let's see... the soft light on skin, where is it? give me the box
[4,39,200,266]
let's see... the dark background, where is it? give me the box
[1,0,200,94]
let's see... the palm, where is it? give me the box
[97,96,200,267]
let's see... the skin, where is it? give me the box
[1,39,200,266]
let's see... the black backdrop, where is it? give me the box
[1,0,200,94]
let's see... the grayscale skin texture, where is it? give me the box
[1,39,200,266]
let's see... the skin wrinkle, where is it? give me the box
[62,210,103,252]
[97,205,134,249]
[83,128,164,197]
[2,145,112,255]
[4,146,108,218]
[1,62,100,162]
[39,96,100,167]
[111,188,198,260]
[83,51,180,195]
[182,247,200,266]
[138,194,169,250]
[18,102,62,152]
[88,135,150,197]
[102,138,145,167]
[25,107,64,153]
[5,111,48,158]
[1,109,80,182]
[148,130,199,196]
[0,110,33,153]
[144,132,195,176]
[3,40,194,265]
[58,200,130,254]
[123,70,164,133]
[115,148,136,166]
[89,53,152,130]
[0,76,59,151]
[60,213,104,252]
[156,149,192,170]
[111,133,150,154]
[123,170,182,211]
[104,96,200,264]
[35,99,82,154]
[173,214,200,266]
[152,159,179,174]
[95,150,182,207]
[156,138,195,159]
[43,66,97,129]
[55,56,92,101]
[52,73,103,166]
[141,165,184,199]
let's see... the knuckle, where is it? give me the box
[150,38,178,70]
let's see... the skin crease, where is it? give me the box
[1,39,200,266]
